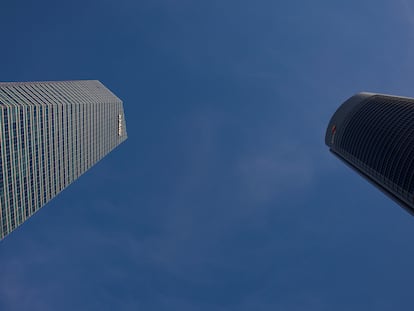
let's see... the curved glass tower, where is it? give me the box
[326,92,414,214]
[0,80,127,239]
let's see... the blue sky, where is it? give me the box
[2,0,414,310]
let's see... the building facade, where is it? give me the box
[0,80,127,239]
[326,92,414,214]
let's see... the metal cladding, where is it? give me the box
[326,92,414,214]
[0,80,127,239]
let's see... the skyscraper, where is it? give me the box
[0,80,127,239]
[325,92,414,214]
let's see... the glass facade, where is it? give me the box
[326,93,414,214]
[0,80,127,239]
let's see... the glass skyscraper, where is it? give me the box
[0,80,127,239]
[326,92,414,214]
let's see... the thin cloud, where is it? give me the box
[237,141,315,203]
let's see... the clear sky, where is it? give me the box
[1,0,414,310]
